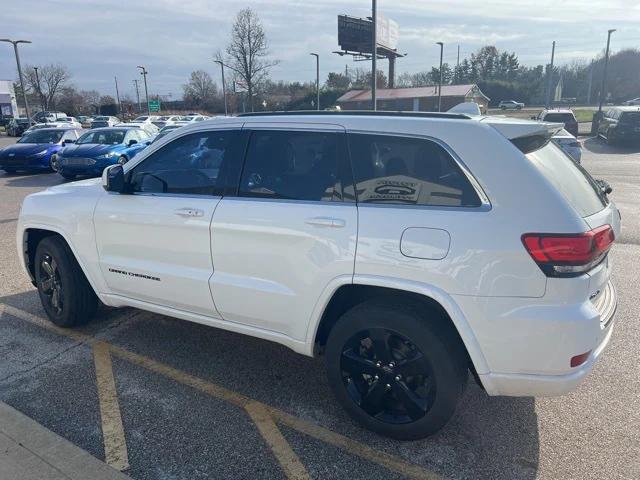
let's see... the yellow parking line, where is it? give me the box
[0,303,442,480]
[93,342,130,472]
[246,401,310,480]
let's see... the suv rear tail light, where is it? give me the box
[522,225,614,277]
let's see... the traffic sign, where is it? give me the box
[148,100,160,112]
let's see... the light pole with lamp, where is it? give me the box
[436,42,444,112]
[214,60,228,116]
[0,38,32,122]
[310,53,320,110]
[136,65,150,115]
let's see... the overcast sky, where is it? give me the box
[2,0,639,100]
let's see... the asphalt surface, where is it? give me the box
[0,134,638,480]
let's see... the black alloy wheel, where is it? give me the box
[340,328,434,425]
[38,253,64,316]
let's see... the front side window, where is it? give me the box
[239,130,347,202]
[129,130,243,196]
[348,133,481,207]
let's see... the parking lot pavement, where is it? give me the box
[1,135,639,480]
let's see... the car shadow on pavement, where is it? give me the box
[583,137,640,155]
[1,172,66,188]
[1,290,539,480]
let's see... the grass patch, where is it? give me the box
[574,110,595,123]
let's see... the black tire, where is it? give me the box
[60,172,76,180]
[325,299,468,440]
[35,236,98,327]
[605,130,615,145]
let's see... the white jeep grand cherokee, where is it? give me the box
[17,112,619,439]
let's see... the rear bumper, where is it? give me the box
[455,277,617,397]
[479,317,614,396]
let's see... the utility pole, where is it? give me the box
[214,60,228,116]
[137,66,150,115]
[455,44,460,85]
[33,66,45,112]
[310,53,320,110]
[545,41,556,108]
[132,79,141,112]
[114,76,121,117]
[598,29,616,116]
[0,38,32,122]
[586,60,593,105]
[436,42,444,112]
[371,0,378,111]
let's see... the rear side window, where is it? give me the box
[543,113,576,123]
[348,133,481,207]
[620,112,640,125]
[239,130,348,202]
[526,143,606,217]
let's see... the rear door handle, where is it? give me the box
[305,217,346,228]
[174,207,204,218]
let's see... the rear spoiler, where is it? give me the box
[479,117,564,154]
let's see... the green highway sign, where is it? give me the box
[148,100,160,112]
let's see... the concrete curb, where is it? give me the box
[0,401,130,480]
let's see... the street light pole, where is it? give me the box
[1,38,32,122]
[371,0,377,111]
[436,42,444,112]
[214,60,228,116]
[310,53,320,110]
[598,29,616,116]
[33,66,44,112]
[132,79,141,112]
[114,76,121,117]
[137,65,150,115]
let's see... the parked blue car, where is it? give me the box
[55,127,151,180]
[0,128,83,173]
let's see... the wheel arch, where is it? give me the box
[308,276,489,376]
[22,226,101,297]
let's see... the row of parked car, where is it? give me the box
[0,113,211,178]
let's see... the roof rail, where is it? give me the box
[238,110,471,120]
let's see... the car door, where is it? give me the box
[209,123,357,340]
[94,125,246,316]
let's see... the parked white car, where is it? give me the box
[90,116,120,128]
[180,115,208,123]
[132,115,160,124]
[25,122,73,132]
[17,112,619,439]
[498,100,525,110]
[152,115,182,129]
[623,97,640,106]
[54,117,82,129]
[116,122,159,136]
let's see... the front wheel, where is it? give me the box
[325,299,468,440]
[35,236,98,327]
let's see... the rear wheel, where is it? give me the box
[35,236,98,327]
[325,299,468,440]
[60,172,76,180]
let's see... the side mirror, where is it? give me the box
[63,139,75,144]
[102,164,126,193]
[128,139,138,147]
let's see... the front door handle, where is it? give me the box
[174,207,204,218]
[305,217,346,228]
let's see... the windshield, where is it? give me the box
[544,113,576,123]
[93,116,108,121]
[134,116,148,121]
[76,129,126,145]
[526,142,606,217]
[18,130,65,144]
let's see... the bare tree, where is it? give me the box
[183,70,218,106]
[218,8,278,111]
[23,63,71,110]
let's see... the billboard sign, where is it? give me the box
[338,14,399,53]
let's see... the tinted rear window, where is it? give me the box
[349,134,481,207]
[543,113,576,123]
[526,143,606,217]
